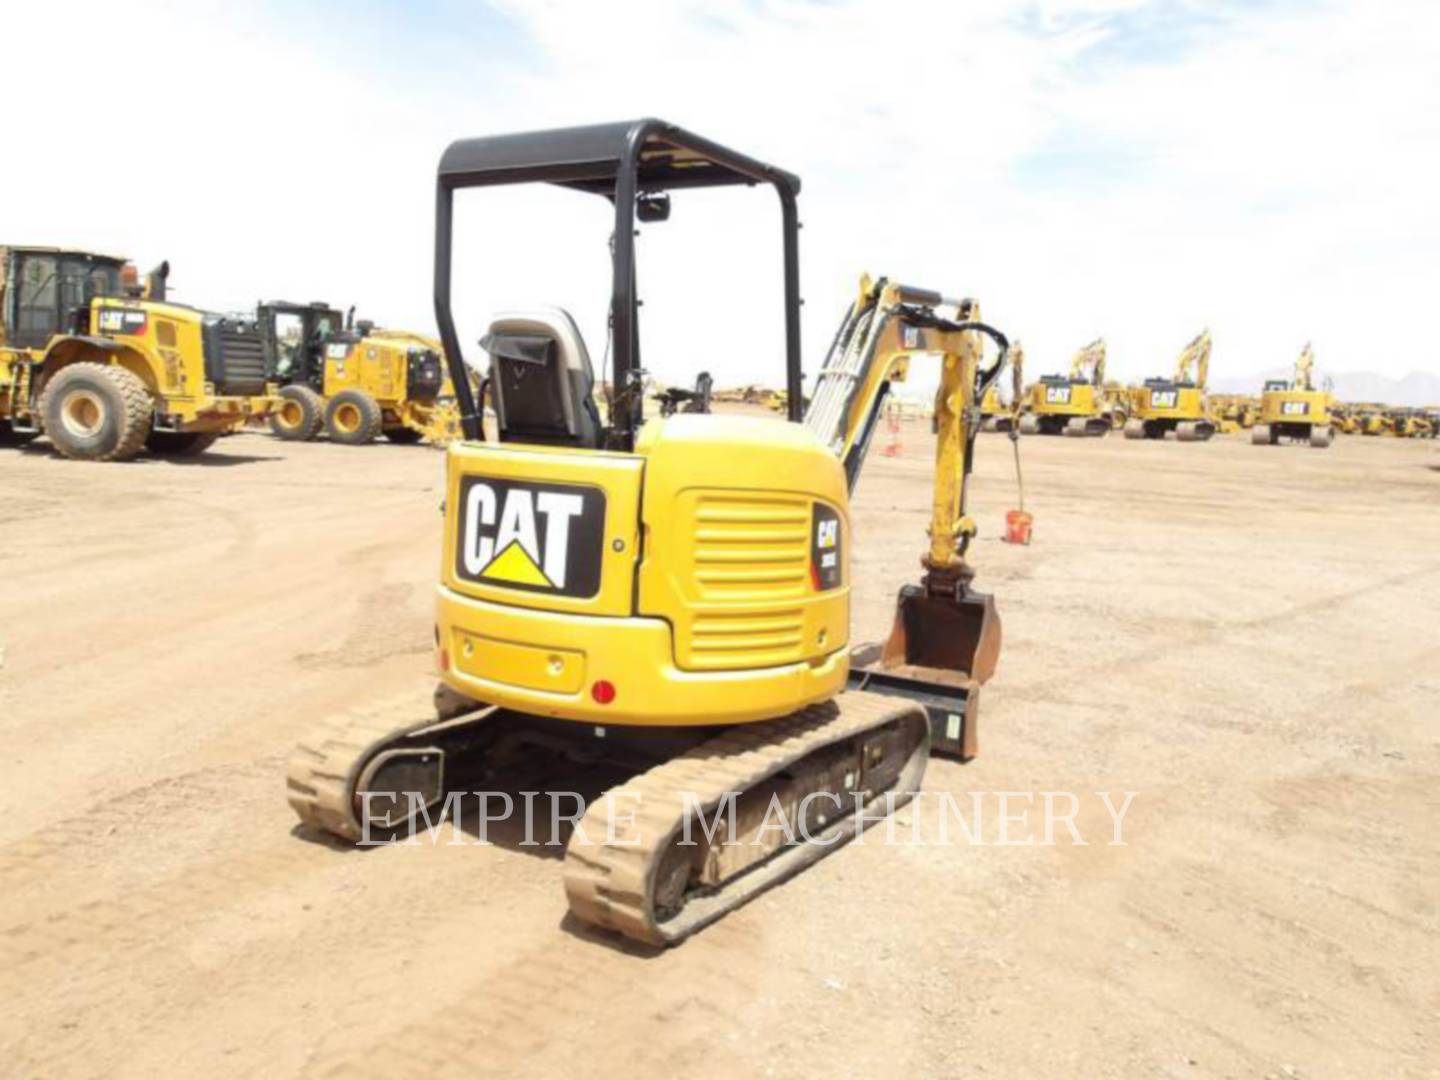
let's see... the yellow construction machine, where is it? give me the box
[259,300,462,445]
[286,120,1013,947]
[1252,344,1334,448]
[0,246,276,460]
[1389,408,1436,438]
[980,339,1022,432]
[1358,406,1391,436]
[1124,329,1216,442]
[1211,393,1260,432]
[1018,337,1111,438]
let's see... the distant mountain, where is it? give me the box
[1209,369,1440,406]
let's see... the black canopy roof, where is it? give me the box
[437,118,801,197]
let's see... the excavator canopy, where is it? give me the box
[433,119,804,448]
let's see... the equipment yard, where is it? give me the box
[1,421,1435,1079]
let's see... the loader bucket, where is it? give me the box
[846,583,1002,761]
[880,584,1002,685]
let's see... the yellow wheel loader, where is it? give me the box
[258,300,462,446]
[1018,337,1111,438]
[0,246,276,460]
[286,120,1013,947]
[1124,329,1216,442]
[1251,343,1334,448]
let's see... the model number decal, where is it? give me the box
[810,503,843,591]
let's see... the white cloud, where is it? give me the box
[4,0,1436,394]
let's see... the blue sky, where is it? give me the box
[6,0,1437,388]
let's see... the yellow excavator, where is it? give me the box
[1124,329,1216,442]
[286,120,1012,947]
[1018,337,1111,437]
[979,340,1022,433]
[1252,343,1334,448]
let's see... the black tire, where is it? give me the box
[384,426,425,445]
[269,384,325,441]
[324,389,383,445]
[38,362,153,462]
[146,430,222,456]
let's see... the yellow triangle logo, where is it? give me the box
[481,540,553,588]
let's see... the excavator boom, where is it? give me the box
[805,276,1011,756]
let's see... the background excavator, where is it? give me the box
[980,340,1023,433]
[1019,337,1111,437]
[286,120,1012,948]
[1125,329,1216,441]
[1252,343,1334,448]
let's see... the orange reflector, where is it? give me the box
[437,647,450,672]
[591,680,616,705]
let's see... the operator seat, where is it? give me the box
[480,308,602,449]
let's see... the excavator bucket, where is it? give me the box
[882,584,1001,682]
[848,584,1002,762]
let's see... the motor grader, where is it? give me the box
[1252,343,1334,448]
[258,300,461,445]
[286,120,1013,947]
[0,246,276,460]
[1018,337,1111,437]
[1124,329,1216,441]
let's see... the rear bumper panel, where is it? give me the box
[435,585,847,726]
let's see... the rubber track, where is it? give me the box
[285,694,479,841]
[562,690,928,947]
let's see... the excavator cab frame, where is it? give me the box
[432,119,804,450]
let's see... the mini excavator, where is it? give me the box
[287,120,1012,946]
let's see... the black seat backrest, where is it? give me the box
[481,309,602,449]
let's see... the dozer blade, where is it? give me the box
[848,583,1002,761]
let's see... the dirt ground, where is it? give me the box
[0,420,1436,1079]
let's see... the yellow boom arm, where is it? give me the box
[1294,342,1315,391]
[804,275,1011,573]
[1070,338,1106,385]
[1176,329,1211,389]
